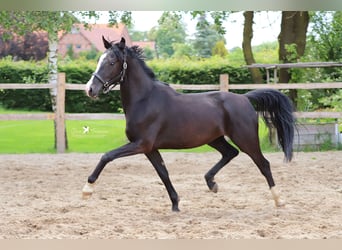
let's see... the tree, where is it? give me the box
[129,30,149,41]
[190,11,230,35]
[212,40,228,58]
[308,11,342,62]
[152,12,187,58]
[242,11,263,83]
[278,11,309,105]
[0,30,48,60]
[302,11,342,111]
[172,43,195,59]
[142,46,156,60]
[278,11,309,80]
[192,13,226,58]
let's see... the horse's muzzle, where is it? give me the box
[85,79,99,98]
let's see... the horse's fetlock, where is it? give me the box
[204,172,213,182]
[88,176,97,184]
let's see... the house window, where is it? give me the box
[76,44,81,49]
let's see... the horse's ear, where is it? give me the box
[102,35,111,49]
[118,37,126,50]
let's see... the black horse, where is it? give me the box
[82,37,295,212]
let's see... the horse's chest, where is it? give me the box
[125,113,159,141]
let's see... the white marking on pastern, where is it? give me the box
[270,186,286,207]
[82,182,95,199]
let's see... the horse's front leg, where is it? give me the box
[145,150,180,212]
[82,141,147,199]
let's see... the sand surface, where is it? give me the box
[0,151,341,239]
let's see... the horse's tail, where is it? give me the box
[245,89,295,162]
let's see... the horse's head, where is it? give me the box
[86,36,127,98]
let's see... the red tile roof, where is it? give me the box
[132,41,156,50]
[59,23,132,52]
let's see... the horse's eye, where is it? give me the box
[110,62,115,65]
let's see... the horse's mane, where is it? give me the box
[111,41,156,80]
[128,46,156,80]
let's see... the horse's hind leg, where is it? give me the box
[205,136,239,193]
[248,151,285,207]
[230,130,285,207]
[145,150,180,212]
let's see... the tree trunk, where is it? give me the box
[48,30,68,150]
[278,11,309,105]
[242,11,263,83]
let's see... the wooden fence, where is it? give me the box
[1,73,342,153]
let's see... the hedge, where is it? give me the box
[0,57,252,112]
[0,59,122,113]
[149,57,252,85]
[0,59,52,111]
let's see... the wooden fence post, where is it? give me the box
[220,74,229,92]
[56,73,66,153]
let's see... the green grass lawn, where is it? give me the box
[0,119,127,153]
[0,120,56,153]
[0,107,275,154]
[0,118,219,154]
[67,119,127,153]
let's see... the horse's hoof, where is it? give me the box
[82,192,92,200]
[275,199,286,208]
[82,182,94,199]
[172,206,180,212]
[211,183,218,193]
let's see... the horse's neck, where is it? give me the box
[120,60,154,113]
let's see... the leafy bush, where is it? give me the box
[0,58,51,110]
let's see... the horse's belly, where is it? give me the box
[155,120,224,149]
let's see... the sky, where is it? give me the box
[96,11,282,49]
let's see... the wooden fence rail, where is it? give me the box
[1,73,342,152]
[2,82,342,91]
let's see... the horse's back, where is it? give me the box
[155,87,254,121]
